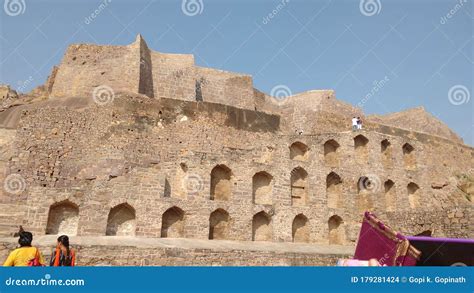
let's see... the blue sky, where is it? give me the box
[0,0,472,144]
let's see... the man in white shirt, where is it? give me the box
[352,117,358,131]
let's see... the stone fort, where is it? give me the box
[0,35,472,266]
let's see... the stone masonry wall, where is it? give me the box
[50,43,141,98]
[1,93,471,243]
[49,36,259,111]
[369,107,463,143]
[150,50,195,101]
[194,66,255,110]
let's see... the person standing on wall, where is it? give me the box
[352,116,358,131]
[3,228,45,266]
[50,235,76,266]
[357,117,363,130]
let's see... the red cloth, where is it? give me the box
[354,211,420,266]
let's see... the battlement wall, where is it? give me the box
[45,36,261,112]
[277,90,364,135]
[150,50,195,101]
[43,36,468,143]
[369,107,463,143]
[194,67,254,110]
[50,43,141,98]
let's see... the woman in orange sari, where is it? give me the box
[50,235,75,266]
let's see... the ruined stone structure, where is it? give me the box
[0,35,472,266]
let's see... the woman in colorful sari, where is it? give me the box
[50,235,76,266]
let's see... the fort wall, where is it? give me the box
[150,50,195,101]
[50,43,141,98]
[0,94,471,243]
[0,37,472,266]
[48,36,259,111]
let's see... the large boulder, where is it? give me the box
[0,85,19,111]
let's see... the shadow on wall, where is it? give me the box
[402,143,416,170]
[291,167,308,207]
[354,135,369,164]
[408,182,421,209]
[292,214,310,243]
[328,215,345,245]
[252,211,272,241]
[161,206,185,238]
[326,172,343,209]
[324,139,340,167]
[210,165,232,201]
[252,171,273,205]
[209,209,230,240]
